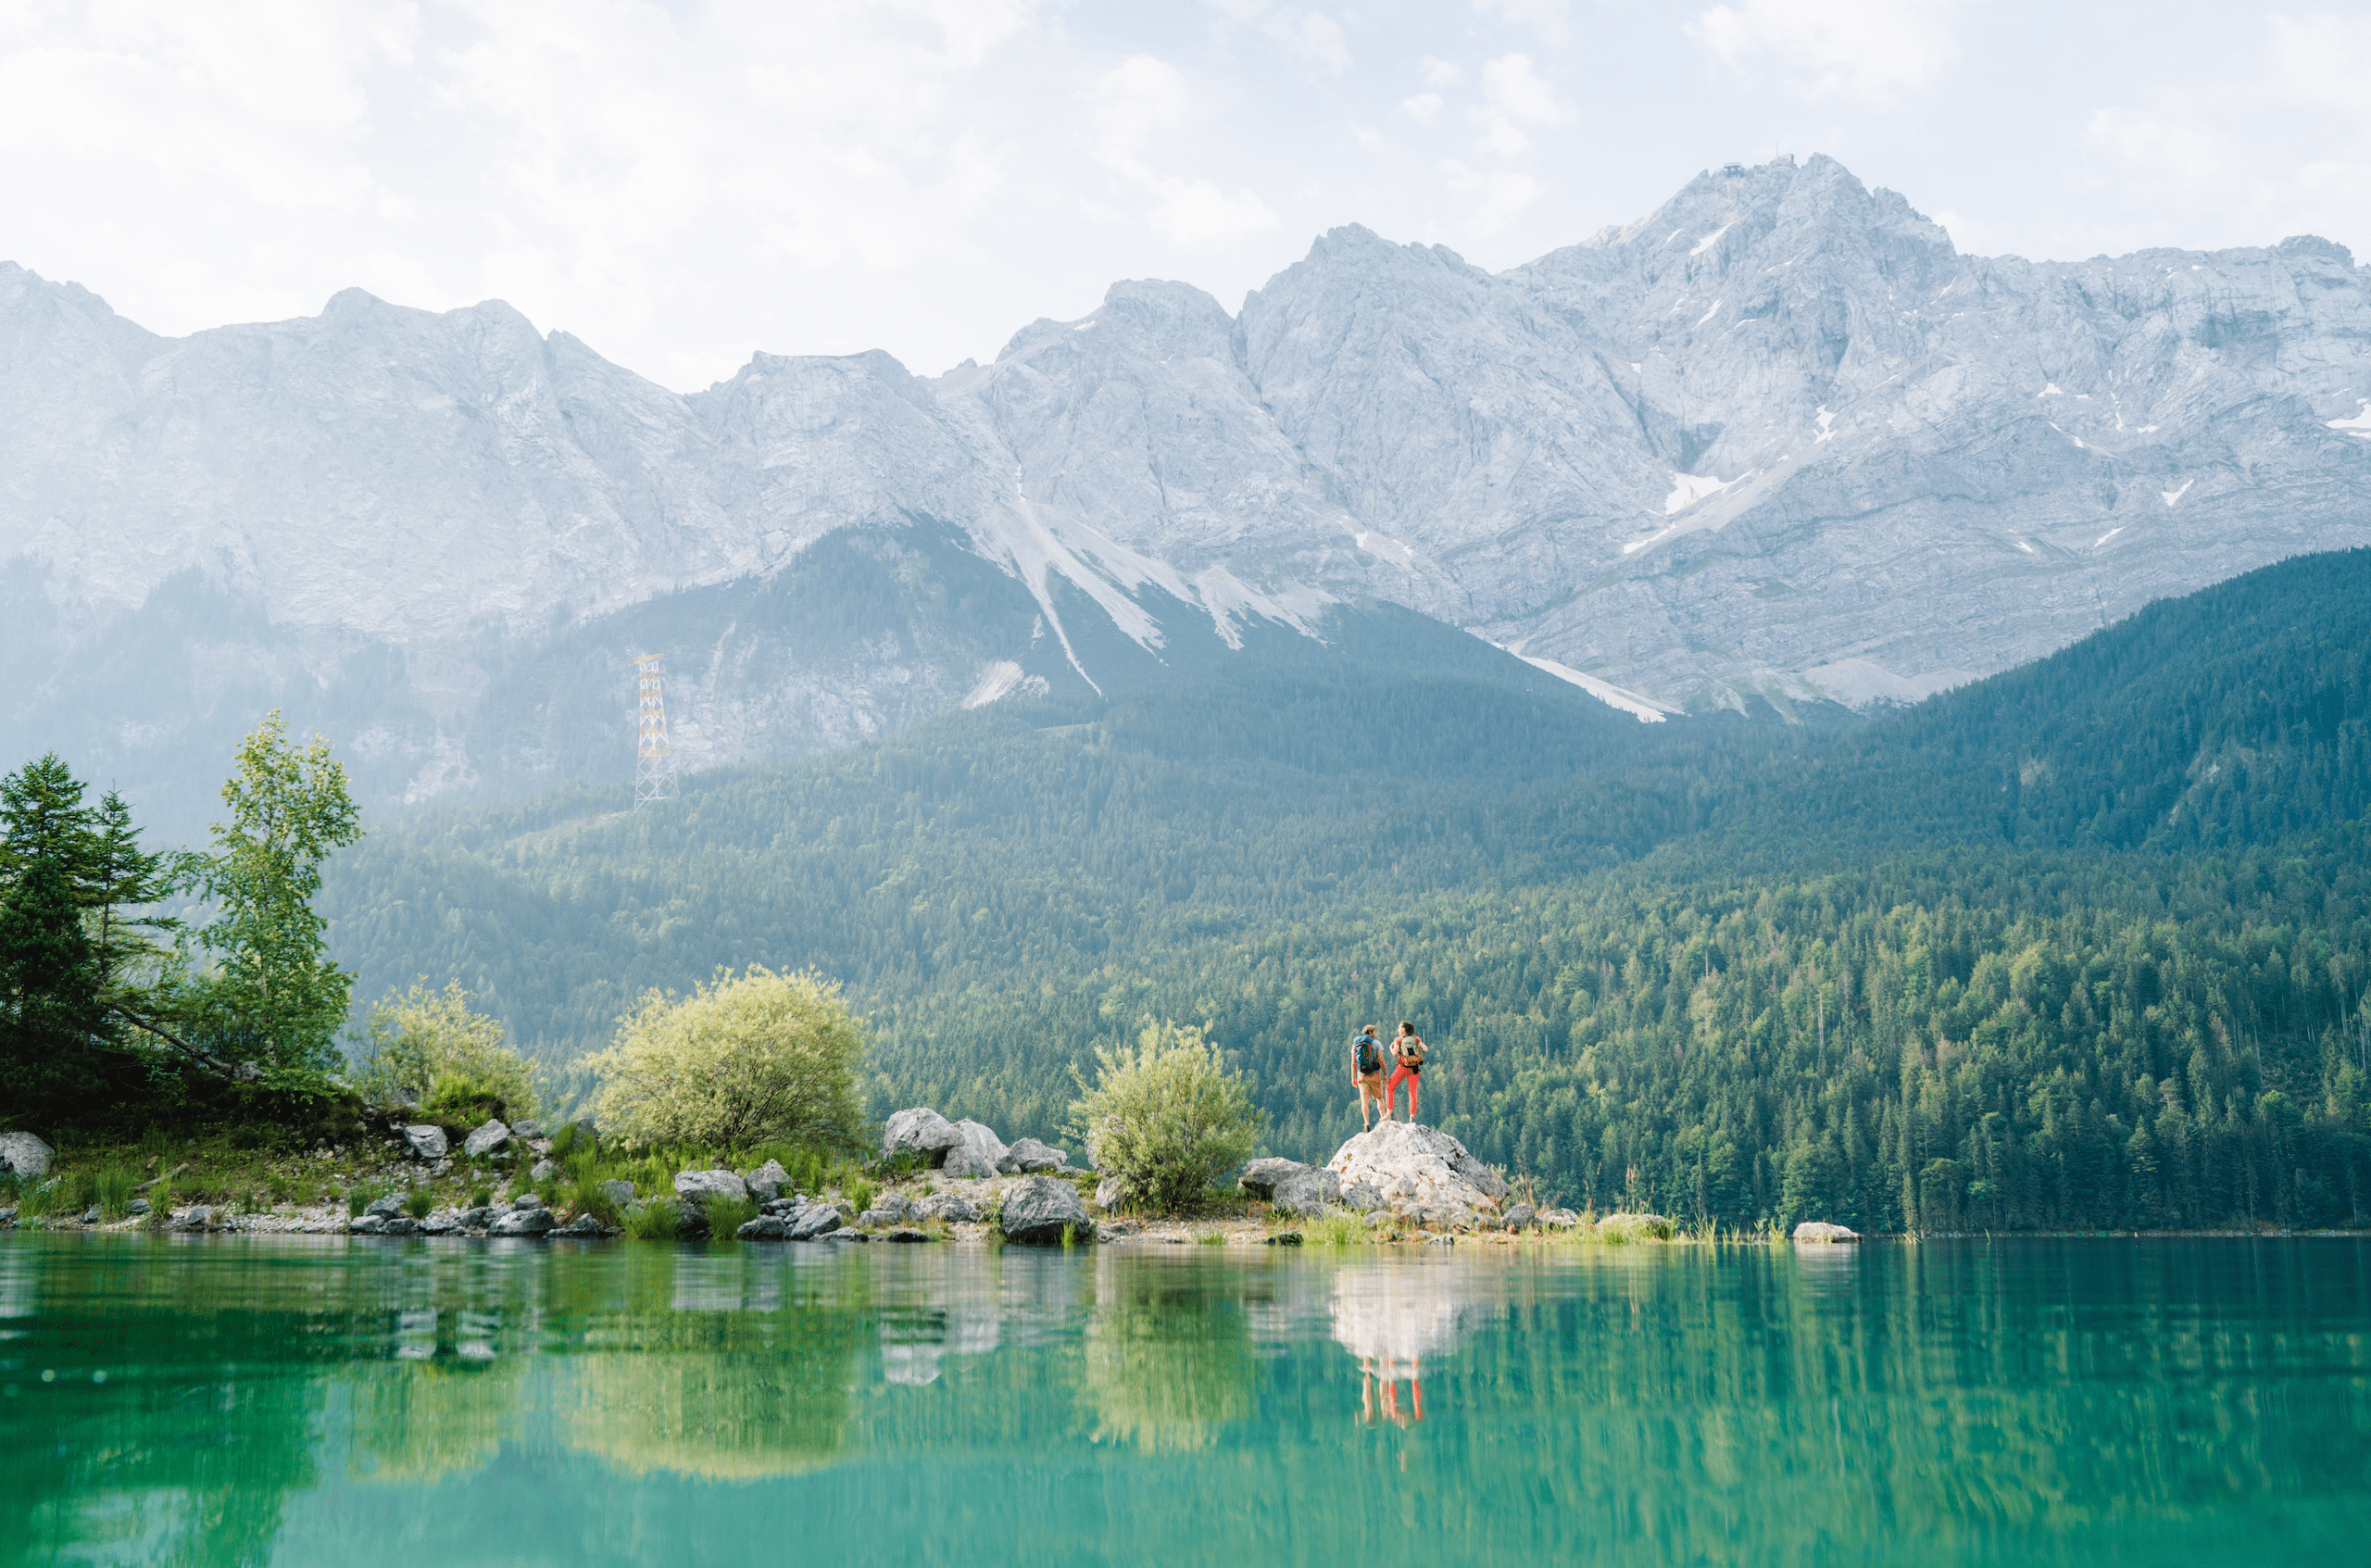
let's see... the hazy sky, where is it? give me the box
[4,1,2367,390]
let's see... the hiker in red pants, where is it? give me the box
[1386,1021,1426,1123]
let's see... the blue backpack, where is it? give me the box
[1354,1035,1383,1074]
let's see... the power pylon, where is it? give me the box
[634,654,677,808]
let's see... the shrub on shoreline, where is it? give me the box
[1071,1021,1261,1216]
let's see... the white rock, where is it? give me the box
[1326,1122,1507,1225]
[1792,1221,1861,1243]
[461,1120,510,1159]
[1006,1137,1071,1173]
[673,1169,749,1203]
[0,1132,53,1181]
[942,1120,1010,1179]
[882,1107,965,1164]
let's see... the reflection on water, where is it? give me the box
[2,1235,2367,1567]
[1329,1264,1500,1426]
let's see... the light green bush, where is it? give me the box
[587,967,868,1151]
[352,980,538,1123]
[1069,1021,1261,1217]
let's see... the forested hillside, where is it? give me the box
[320,553,2371,1230]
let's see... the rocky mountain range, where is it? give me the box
[6,154,2368,828]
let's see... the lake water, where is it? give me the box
[1,1234,2365,1566]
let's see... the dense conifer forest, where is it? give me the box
[318,551,2371,1231]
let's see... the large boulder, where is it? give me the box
[402,1125,448,1161]
[673,1168,750,1203]
[1271,1167,1342,1217]
[1093,1176,1126,1211]
[787,1204,846,1240]
[1236,1158,1311,1199]
[745,1160,791,1201]
[738,1215,793,1240]
[1792,1222,1861,1243]
[462,1119,511,1159]
[999,1174,1091,1246]
[0,1132,53,1181]
[1325,1122,1507,1222]
[914,1192,981,1223]
[1006,1137,1072,1173]
[942,1120,1010,1179]
[364,1193,408,1219]
[490,1207,556,1236]
[882,1108,965,1165]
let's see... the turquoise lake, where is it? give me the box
[1,1234,2365,1566]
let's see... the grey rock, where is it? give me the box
[822,1227,870,1242]
[553,1214,607,1237]
[365,1194,407,1219]
[1327,1122,1509,1225]
[670,1201,710,1239]
[420,1213,460,1235]
[526,1139,554,1158]
[672,1168,749,1203]
[737,1215,792,1240]
[461,1120,510,1159]
[348,1213,386,1235]
[403,1124,449,1161]
[455,1206,496,1230]
[1006,1137,1071,1173]
[998,1174,1090,1246]
[1264,1232,1303,1246]
[1792,1222,1861,1243]
[125,1198,151,1217]
[745,1160,790,1200]
[1539,1208,1582,1228]
[0,1132,53,1180]
[1236,1158,1310,1199]
[942,1120,1010,1179]
[884,1227,933,1243]
[598,1179,636,1208]
[1501,1203,1538,1231]
[509,1119,545,1138]
[1342,1181,1384,1213]
[381,1217,421,1236]
[760,1197,799,1216]
[171,1206,216,1231]
[490,1207,556,1236]
[1093,1176,1126,1212]
[787,1205,846,1240]
[882,1107,965,1164]
[530,1159,558,1183]
[1269,1167,1341,1217]
[511,1193,544,1210]
[914,1193,981,1223]
[1364,1210,1396,1228]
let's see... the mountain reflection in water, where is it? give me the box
[2,1235,2366,1568]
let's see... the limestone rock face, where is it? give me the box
[998,1175,1089,1246]
[17,157,2370,832]
[1326,1123,1507,1219]
[1792,1221,1861,1243]
[462,1120,510,1160]
[882,1108,964,1165]
[673,1169,749,1203]
[402,1125,448,1161]
[0,1132,55,1180]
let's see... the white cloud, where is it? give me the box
[1399,92,1444,123]
[1472,0,1571,47]
[1687,0,1963,109]
[1088,54,1278,246]
[1208,1,1350,73]
[1470,52,1573,157]
[1442,160,1544,233]
[1420,56,1464,89]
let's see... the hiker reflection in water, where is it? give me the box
[1360,1356,1424,1426]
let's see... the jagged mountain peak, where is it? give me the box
[6,156,2370,821]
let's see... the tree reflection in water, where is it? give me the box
[1080,1253,1258,1451]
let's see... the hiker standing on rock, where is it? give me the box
[1351,1023,1388,1127]
[1386,1022,1426,1123]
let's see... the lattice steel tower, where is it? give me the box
[634,654,677,808]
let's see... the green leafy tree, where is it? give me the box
[351,980,537,1122]
[1071,1021,1262,1215]
[589,966,868,1150]
[186,712,363,1077]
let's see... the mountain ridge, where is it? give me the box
[6,153,2368,825]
